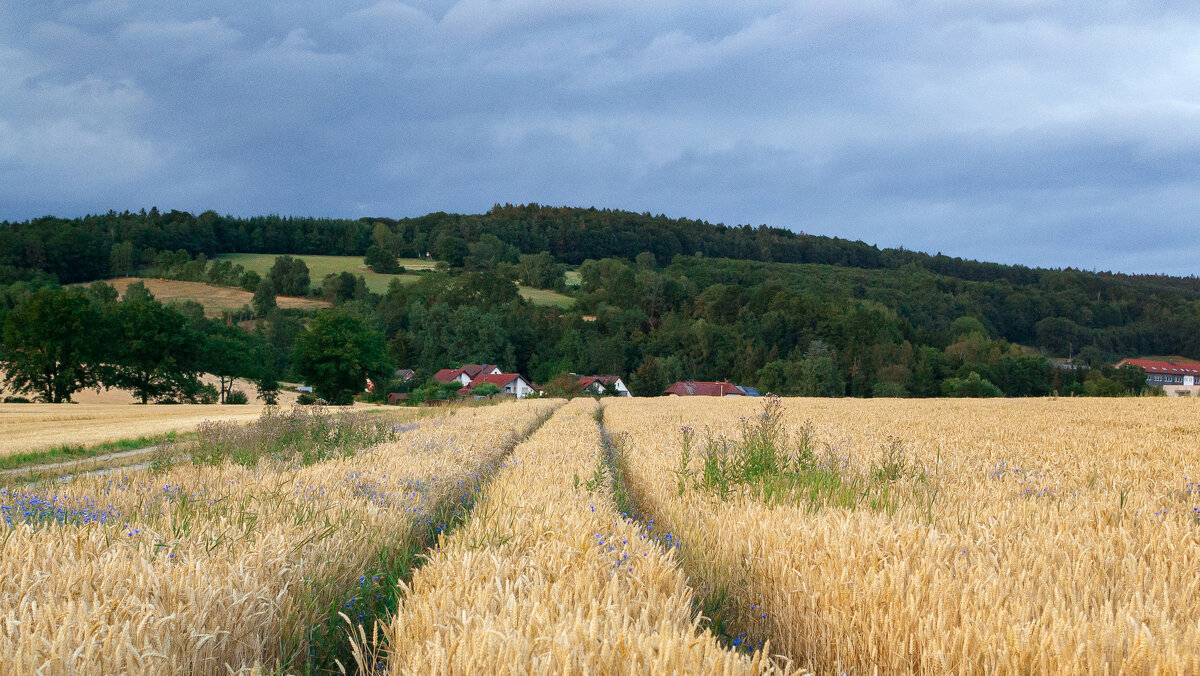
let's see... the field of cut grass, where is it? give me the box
[516,284,575,308]
[219,253,425,293]
[222,253,576,306]
[0,398,386,460]
[99,277,329,317]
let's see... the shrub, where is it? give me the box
[941,371,1003,397]
[225,390,249,405]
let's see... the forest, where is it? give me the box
[1,204,1195,401]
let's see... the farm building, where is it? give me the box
[576,375,632,397]
[1114,358,1200,396]
[394,368,415,381]
[663,381,746,397]
[432,364,502,387]
[459,372,536,399]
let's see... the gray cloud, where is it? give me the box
[1,1,1198,274]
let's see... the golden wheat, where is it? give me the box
[0,400,559,675]
[603,397,1200,675]
[372,398,789,675]
[0,402,325,458]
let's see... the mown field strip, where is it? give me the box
[0,400,560,675]
[603,397,1200,675]
[366,398,792,674]
[0,403,272,458]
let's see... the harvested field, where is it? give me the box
[603,397,1200,675]
[0,403,270,458]
[0,389,385,458]
[102,277,329,316]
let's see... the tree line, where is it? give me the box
[3,205,1198,401]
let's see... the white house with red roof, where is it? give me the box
[432,364,502,387]
[459,372,536,398]
[1115,358,1200,396]
[576,374,632,397]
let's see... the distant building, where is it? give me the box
[394,368,415,382]
[663,381,745,397]
[459,372,536,399]
[737,385,762,397]
[576,375,632,397]
[386,392,408,405]
[1115,358,1200,396]
[432,364,502,387]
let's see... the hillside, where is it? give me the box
[2,204,1198,400]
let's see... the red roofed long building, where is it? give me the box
[1114,358,1200,396]
[663,381,746,397]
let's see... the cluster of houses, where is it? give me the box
[385,362,773,403]
[388,364,633,402]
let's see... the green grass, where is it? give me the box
[222,253,576,307]
[563,270,582,287]
[517,285,575,309]
[218,254,425,294]
[0,432,185,472]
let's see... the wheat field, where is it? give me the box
[370,397,787,675]
[602,397,1200,675]
[3,396,1198,674]
[0,400,558,675]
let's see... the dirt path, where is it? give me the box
[0,445,160,477]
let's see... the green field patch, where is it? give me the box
[218,253,424,294]
[517,285,575,308]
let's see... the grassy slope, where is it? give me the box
[220,253,575,307]
[218,253,425,294]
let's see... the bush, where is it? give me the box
[472,382,502,397]
[225,390,249,405]
[297,393,316,405]
[941,372,1003,398]
[2,396,32,403]
[364,245,401,274]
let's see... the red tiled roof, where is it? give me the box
[579,375,622,389]
[469,372,521,388]
[1116,358,1200,376]
[432,368,465,383]
[578,376,603,390]
[663,381,744,397]
[433,364,499,383]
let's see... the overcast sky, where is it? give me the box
[2,1,1197,274]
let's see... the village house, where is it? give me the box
[460,372,536,399]
[575,374,632,397]
[1114,358,1200,397]
[432,364,502,387]
[394,368,415,382]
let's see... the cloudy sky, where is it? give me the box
[1,1,1197,274]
